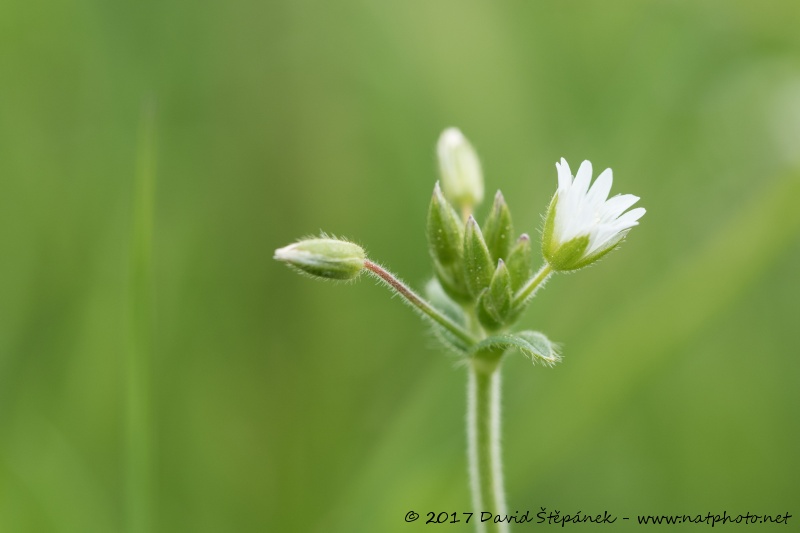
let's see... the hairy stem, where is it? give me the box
[468,351,509,533]
[512,263,553,308]
[364,259,477,346]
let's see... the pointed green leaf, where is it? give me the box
[469,330,561,366]
[483,190,514,262]
[463,216,494,298]
[506,233,533,292]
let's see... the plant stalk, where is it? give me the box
[513,263,553,308]
[468,351,509,533]
[364,259,477,345]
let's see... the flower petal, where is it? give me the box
[601,194,640,221]
[572,160,593,197]
[556,158,572,192]
[612,207,646,231]
[586,168,613,207]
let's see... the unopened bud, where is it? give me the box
[427,182,464,266]
[477,259,513,331]
[437,127,484,210]
[506,234,533,292]
[463,216,494,298]
[274,238,365,280]
[482,190,514,263]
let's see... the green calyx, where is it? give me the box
[541,195,590,271]
[427,183,471,302]
[464,216,495,299]
[274,238,366,280]
[477,259,513,331]
[427,182,463,265]
[482,190,514,263]
[506,233,533,292]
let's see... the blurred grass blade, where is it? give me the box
[127,99,157,533]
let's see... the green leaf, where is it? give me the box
[463,216,494,298]
[483,190,514,263]
[469,331,561,366]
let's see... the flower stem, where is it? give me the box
[468,350,509,533]
[512,263,553,308]
[363,259,478,346]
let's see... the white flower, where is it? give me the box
[542,158,645,271]
[437,127,484,209]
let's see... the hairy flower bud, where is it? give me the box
[482,190,514,263]
[477,259,513,331]
[463,216,494,298]
[274,238,365,280]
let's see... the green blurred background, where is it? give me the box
[2,1,800,531]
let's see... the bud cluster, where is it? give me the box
[275,126,644,357]
[428,183,533,332]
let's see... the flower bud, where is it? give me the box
[274,238,365,280]
[477,259,513,331]
[506,233,533,292]
[482,190,514,263]
[437,127,484,210]
[427,183,471,302]
[427,182,463,266]
[463,216,494,298]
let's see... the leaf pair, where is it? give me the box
[470,331,561,366]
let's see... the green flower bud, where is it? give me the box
[463,216,494,298]
[482,190,514,263]
[274,238,365,280]
[506,233,533,292]
[437,127,484,210]
[427,182,464,266]
[427,182,471,302]
[477,259,513,331]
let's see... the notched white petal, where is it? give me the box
[613,207,646,230]
[545,157,645,270]
[572,160,593,196]
[587,168,613,206]
[556,158,573,191]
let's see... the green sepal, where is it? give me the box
[541,193,558,260]
[546,235,589,271]
[433,261,472,303]
[274,238,365,280]
[482,190,514,263]
[463,216,494,298]
[567,230,628,270]
[477,260,513,331]
[427,182,464,266]
[468,330,561,366]
[506,233,533,292]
